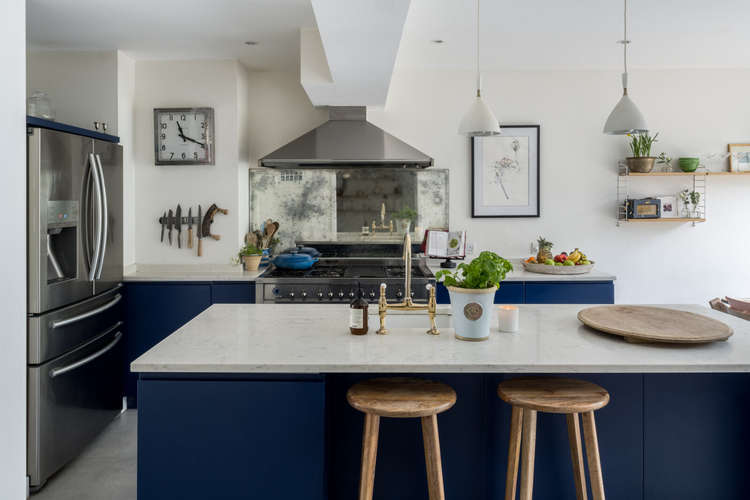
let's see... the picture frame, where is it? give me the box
[728,143,750,172]
[471,125,540,218]
[657,195,677,218]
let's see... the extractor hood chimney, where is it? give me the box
[259,107,433,169]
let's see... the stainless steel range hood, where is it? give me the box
[259,106,433,168]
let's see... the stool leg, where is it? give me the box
[358,413,380,500]
[504,406,524,500]
[566,413,588,500]
[582,411,605,500]
[421,414,446,500]
[519,409,537,500]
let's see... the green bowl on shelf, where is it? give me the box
[678,157,700,172]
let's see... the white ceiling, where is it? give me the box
[27,0,750,71]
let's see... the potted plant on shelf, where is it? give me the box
[235,243,263,271]
[436,251,513,341]
[626,132,659,173]
[679,189,701,218]
[393,206,418,234]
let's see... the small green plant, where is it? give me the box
[232,243,263,265]
[656,152,672,171]
[393,206,418,222]
[628,132,659,157]
[436,251,513,289]
[679,188,701,206]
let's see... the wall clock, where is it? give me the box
[154,107,214,165]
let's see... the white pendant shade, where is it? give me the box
[603,91,648,135]
[459,95,501,136]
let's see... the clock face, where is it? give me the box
[154,108,214,165]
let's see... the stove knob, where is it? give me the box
[396,291,403,298]
[369,291,376,298]
[301,291,308,298]
[348,291,355,298]
[289,292,295,299]
[328,292,334,298]
[410,291,415,297]
[317,292,324,298]
[338,291,344,298]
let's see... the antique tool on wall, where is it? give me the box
[167,209,174,245]
[175,204,182,248]
[160,211,167,242]
[201,203,228,241]
[197,205,203,257]
[187,207,193,249]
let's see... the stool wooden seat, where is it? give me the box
[347,377,456,500]
[498,377,610,500]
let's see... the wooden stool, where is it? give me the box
[497,377,610,500]
[347,377,457,500]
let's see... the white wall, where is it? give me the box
[133,60,243,264]
[368,68,750,303]
[1,1,27,497]
[117,51,136,266]
[27,50,118,133]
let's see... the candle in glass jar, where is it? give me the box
[497,305,519,333]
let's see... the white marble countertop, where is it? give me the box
[131,304,749,374]
[123,264,264,282]
[426,259,616,282]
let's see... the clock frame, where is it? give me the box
[153,107,215,166]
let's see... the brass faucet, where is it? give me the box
[376,232,439,335]
[371,202,394,234]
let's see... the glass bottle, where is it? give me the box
[349,284,369,335]
[27,91,55,121]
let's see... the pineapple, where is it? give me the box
[536,237,553,263]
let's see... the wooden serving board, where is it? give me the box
[522,261,594,275]
[578,305,733,344]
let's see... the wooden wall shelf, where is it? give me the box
[622,171,750,177]
[618,218,706,223]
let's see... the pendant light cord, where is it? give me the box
[475,0,481,97]
[621,0,629,94]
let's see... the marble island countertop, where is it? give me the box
[131,304,748,374]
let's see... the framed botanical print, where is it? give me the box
[472,125,540,217]
[728,143,750,172]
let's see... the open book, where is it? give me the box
[424,229,466,259]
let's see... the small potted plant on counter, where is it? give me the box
[393,206,417,234]
[436,251,513,341]
[626,132,659,173]
[235,243,263,271]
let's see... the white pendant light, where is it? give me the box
[603,0,648,135]
[459,0,500,136]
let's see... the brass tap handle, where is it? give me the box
[426,284,439,335]
[376,283,389,335]
[389,220,394,234]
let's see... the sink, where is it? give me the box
[367,307,452,329]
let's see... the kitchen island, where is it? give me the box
[132,304,750,500]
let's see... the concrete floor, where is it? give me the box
[32,410,137,500]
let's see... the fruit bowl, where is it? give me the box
[522,261,595,275]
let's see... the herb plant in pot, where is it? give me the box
[436,251,513,341]
[626,132,659,173]
[237,244,263,271]
[393,206,417,234]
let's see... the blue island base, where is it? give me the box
[137,372,750,500]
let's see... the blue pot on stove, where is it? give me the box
[273,250,318,270]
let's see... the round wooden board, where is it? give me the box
[522,261,594,275]
[578,305,733,344]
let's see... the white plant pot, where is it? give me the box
[447,286,497,341]
[397,219,412,234]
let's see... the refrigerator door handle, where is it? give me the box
[87,153,103,281]
[50,292,122,329]
[49,329,123,379]
[94,154,108,279]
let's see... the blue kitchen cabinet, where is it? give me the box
[525,282,614,304]
[138,376,325,500]
[124,281,255,405]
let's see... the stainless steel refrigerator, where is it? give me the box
[27,126,124,489]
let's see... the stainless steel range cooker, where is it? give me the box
[255,258,436,304]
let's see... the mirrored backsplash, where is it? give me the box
[249,168,449,250]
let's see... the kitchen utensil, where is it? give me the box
[246,231,259,248]
[254,229,264,248]
[175,204,182,248]
[197,205,203,257]
[578,305,733,344]
[273,250,318,270]
[187,207,193,249]
[522,261,594,275]
[167,209,173,245]
[725,297,750,313]
[201,204,228,242]
[263,223,275,247]
[160,211,166,242]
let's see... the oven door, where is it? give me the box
[27,325,124,488]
